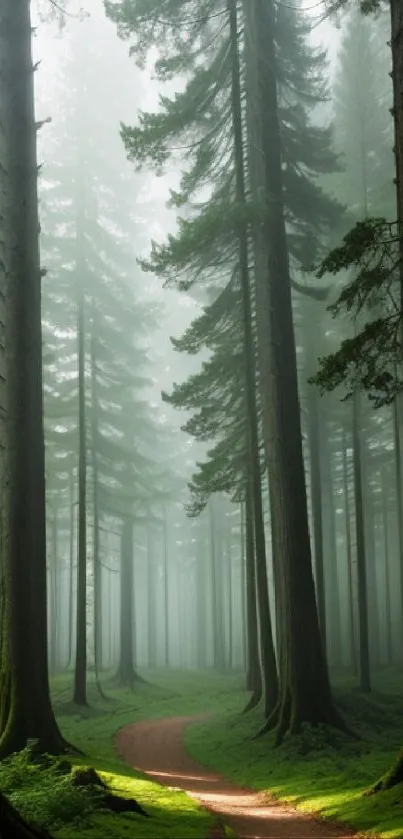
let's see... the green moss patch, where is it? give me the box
[185,669,403,839]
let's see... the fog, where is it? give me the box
[30,0,398,695]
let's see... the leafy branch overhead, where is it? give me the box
[309,217,402,408]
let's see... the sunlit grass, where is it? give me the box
[0,668,243,838]
[3,667,403,837]
[49,667,242,839]
[185,667,403,839]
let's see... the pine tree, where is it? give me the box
[106,0,345,738]
[0,0,73,758]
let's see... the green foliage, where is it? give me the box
[185,669,403,839]
[0,751,98,830]
[309,218,401,407]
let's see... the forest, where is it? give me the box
[0,0,402,837]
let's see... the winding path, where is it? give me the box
[115,715,367,839]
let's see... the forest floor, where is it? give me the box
[1,668,403,838]
[116,713,360,838]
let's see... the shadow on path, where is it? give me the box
[115,714,366,839]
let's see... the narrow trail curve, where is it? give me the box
[115,714,366,839]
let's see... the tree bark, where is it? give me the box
[0,0,74,757]
[352,391,371,692]
[243,0,344,741]
[115,517,139,687]
[73,292,87,706]
[209,499,226,671]
[342,430,357,675]
[244,486,262,704]
[228,0,278,716]
[147,526,157,669]
[66,469,75,669]
[0,792,53,839]
[195,521,208,669]
[162,503,170,666]
[382,467,393,665]
[306,386,326,651]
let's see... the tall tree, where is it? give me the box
[243,0,344,740]
[0,0,73,757]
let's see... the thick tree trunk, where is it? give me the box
[0,792,53,839]
[228,0,278,716]
[243,0,344,742]
[0,0,74,757]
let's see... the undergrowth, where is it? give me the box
[0,669,242,839]
[2,668,403,838]
[185,667,403,839]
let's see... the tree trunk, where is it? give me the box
[342,430,357,675]
[243,0,344,741]
[90,322,106,700]
[239,502,247,670]
[364,480,380,668]
[228,0,278,716]
[0,792,54,839]
[322,432,342,668]
[162,503,169,666]
[244,486,262,703]
[209,499,226,671]
[67,469,75,669]
[226,529,233,670]
[73,291,87,706]
[115,517,139,687]
[147,526,157,669]
[392,399,403,629]
[352,390,371,692]
[306,386,327,652]
[0,0,73,756]
[382,467,393,665]
[48,509,58,674]
[195,522,208,669]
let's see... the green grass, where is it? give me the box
[0,668,242,839]
[2,667,403,838]
[184,667,403,839]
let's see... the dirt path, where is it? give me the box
[115,714,364,839]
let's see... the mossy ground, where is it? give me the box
[1,667,403,838]
[185,667,403,839]
[0,669,242,838]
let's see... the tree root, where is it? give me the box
[367,749,403,795]
[242,689,262,714]
[70,767,149,817]
[0,791,54,839]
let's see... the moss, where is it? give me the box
[43,669,241,839]
[185,669,403,839]
[6,668,403,838]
